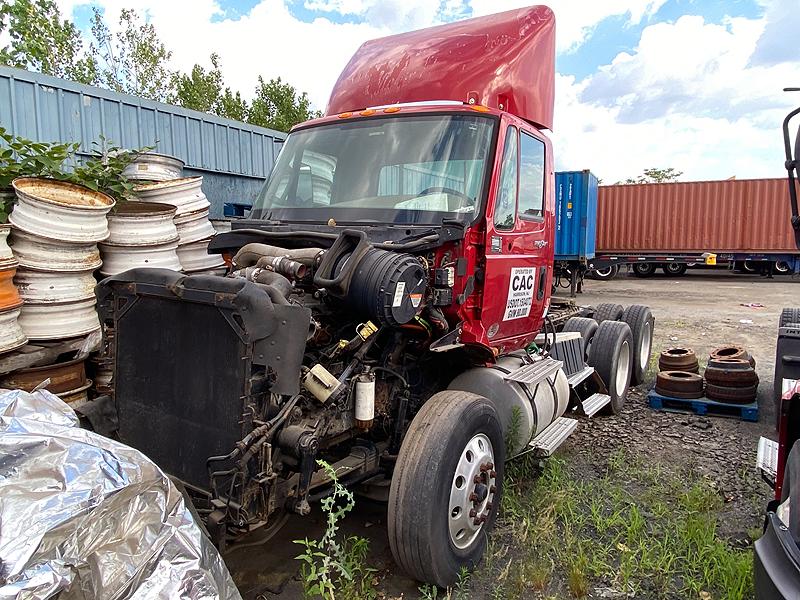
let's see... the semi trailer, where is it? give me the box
[584,177,799,282]
[95,6,655,588]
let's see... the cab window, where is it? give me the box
[518,131,545,218]
[493,127,518,230]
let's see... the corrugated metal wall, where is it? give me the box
[0,66,285,218]
[597,178,795,253]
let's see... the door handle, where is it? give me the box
[537,267,547,300]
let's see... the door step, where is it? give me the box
[504,357,563,386]
[580,393,611,417]
[529,417,578,457]
[567,365,595,387]
[757,436,779,485]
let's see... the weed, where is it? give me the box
[294,460,377,600]
[484,449,754,600]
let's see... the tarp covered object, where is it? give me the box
[0,388,241,600]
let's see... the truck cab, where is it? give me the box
[98,6,653,588]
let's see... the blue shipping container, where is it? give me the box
[554,170,598,261]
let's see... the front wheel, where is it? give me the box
[632,263,656,277]
[388,390,505,587]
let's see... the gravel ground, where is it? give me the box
[229,269,795,599]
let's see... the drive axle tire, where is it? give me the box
[658,347,699,373]
[588,320,633,414]
[632,263,656,277]
[388,390,505,587]
[620,304,654,385]
[593,303,624,324]
[562,316,598,358]
[655,371,704,399]
[662,263,687,276]
[705,382,758,404]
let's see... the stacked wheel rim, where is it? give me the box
[655,371,704,399]
[658,347,699,373]
[704,347,759,404]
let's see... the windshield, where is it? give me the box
[250,114,496,225]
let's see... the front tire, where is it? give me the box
[632,263,656,277]
[388,390,505,587]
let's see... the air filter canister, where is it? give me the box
[347,249,426,326]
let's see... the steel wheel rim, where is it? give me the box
[639,321,652,372]
[616,340,631,396]
[595,267,613,277]
[448,433,496,550]
[665,263,681,274]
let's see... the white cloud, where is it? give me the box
[552,8,798,182]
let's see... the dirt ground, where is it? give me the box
[228,268,795,600]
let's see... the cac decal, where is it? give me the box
[503,267,536,321]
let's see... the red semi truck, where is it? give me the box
[97,6,654,587]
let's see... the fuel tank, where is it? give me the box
[448,353,569,456]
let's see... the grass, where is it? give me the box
[471,448,754,599]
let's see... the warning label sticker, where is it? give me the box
[392,281,406,307]
[503,267,536,321]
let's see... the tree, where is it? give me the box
[623,167,683,184]
[249,76,321,132]
[88,8,175,102]
[173,53,249,121]
[0,0,96,84]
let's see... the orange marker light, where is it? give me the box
[338,112,353,118]
[360,109,376,116]
[470,105,491,112]
[383,107,401,113]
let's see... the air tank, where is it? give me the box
[448,353,570,457]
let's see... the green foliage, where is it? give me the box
[69,138,150,201]
[294,460,377,599]
[173,53,250,121]
[250,76,322,132]
[0,0,96,83]
[623,167,683,184]
[88,8,175,102]
[0,126,148,217]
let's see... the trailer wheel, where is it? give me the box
[587,320,633,414]
[775,261,792,275]
[662,263,687,276]
[589,265,619,281]
[388,390,504,587]
[593,303,624,323]
[632,263,656,277]
[620,304,654,385]
[562,316,598,359]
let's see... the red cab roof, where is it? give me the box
[326,6,556,130]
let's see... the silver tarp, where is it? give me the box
[0,389,242,600]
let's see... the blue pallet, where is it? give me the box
[647,389,758,422]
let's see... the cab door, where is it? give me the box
[480,118,555,350]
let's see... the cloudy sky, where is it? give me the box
[59,0,799,183]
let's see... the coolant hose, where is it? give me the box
[233,243,324,268]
